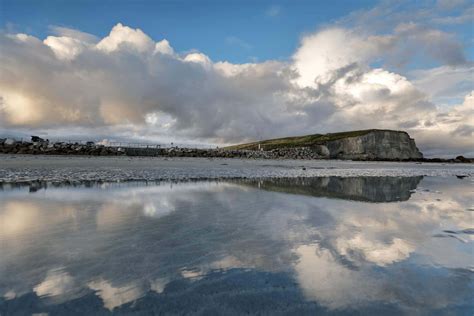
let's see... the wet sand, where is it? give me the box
[1,154,472,183]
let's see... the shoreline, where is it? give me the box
[0,151,471,163]
[1,154,472,184]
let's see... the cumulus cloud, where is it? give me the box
[292,24,467,89]
[154,39,174,55]
[96,23,154,53]
[44,35,91,60]
[0,19,472,155]
[49,25,99,43]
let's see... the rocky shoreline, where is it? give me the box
[0,138,326,159]
[0,137,472,163]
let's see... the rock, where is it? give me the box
[313,145,330,158]
[455,156,473,163]
[4,138,16,146]
[31,135,45,142]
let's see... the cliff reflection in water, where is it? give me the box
[237,176,423,202]
[0,176,422,202]
[1,176,473,315]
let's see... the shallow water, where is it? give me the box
[1,176,473,315]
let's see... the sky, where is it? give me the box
[0,0,473,156]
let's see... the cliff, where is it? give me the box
[226,129,423,160]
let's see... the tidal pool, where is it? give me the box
[1,176,473,315]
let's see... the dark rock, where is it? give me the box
[31,135,45,142]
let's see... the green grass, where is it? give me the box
[225,129,403,150]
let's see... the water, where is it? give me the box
[0,176,473,315]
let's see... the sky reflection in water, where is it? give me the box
[0,177,473,315]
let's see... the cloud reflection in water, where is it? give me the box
[0,177,472,314]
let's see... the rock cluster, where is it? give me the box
[0,138,126,156]
[159,146,325,159]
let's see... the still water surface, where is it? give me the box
[1,176,473,315]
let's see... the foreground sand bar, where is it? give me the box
[1,154,473,183]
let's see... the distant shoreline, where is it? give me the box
[0,151,472,163]
[1,136,472,163]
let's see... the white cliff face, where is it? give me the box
[325,130,423,160]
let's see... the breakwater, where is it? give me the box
[0,138,324,159]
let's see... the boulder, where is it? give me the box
[4,138,16,146]
[31,135,45,142]
[313,145,330,157]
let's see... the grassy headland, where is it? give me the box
[225,129,402,150]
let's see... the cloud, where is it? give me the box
[291,28,390,87]
[413,91,474,157]
[44,35,91,60]
[265,5,281,17]
[436,0,466,11]
[410,64,474,106]
[96,23,154,53]
[0,20,472,156]
[49,25,99,43]
[154,39,174,55]
[392,22,467,66]
[343,0,472,30]
[292,24,466,87]
[225,36,252,51]
[433,6,474,24]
